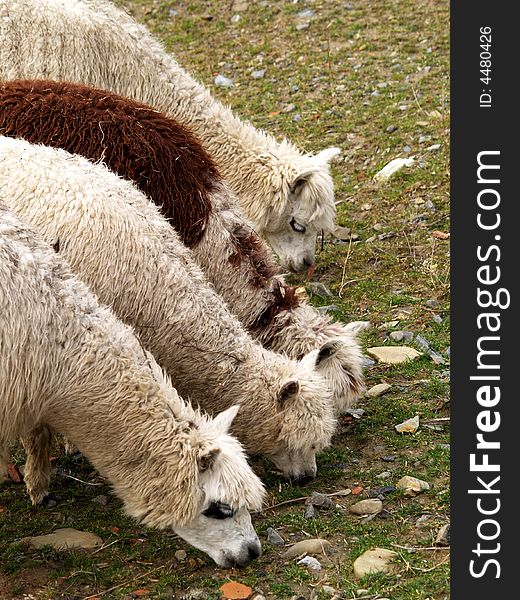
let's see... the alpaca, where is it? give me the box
[0,203,265,567]
[0,0,341,271]
[0,135,335,482]
[0,80,368,416]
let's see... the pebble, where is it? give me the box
[297,9,315,18]
[369,485,396,498]
[297,555,322,571]
[293,113,302,122]
[322,586,336,596]
[345,408,364,419]
[308,492,333,509]
[18,528,103,550]
[251,596,266,600]
[367,346,421,364]
[174,549,187,561]
[438,443,450,451]
[283,103,296,113]
[231,14,241,23]
[389,331,404,342]
[365,383,392,398]
[181,590,207,600]
[308,282,333,297]
[397,475,430,496]
[356,590,370,597]
[395,415,420,434]
[333,225,353,240]
[349,499,383,516]
[231,0,248,11]
[251,69,265,79]
[304,504,315,519]
[220,581,253,600]
[353,548,398,579]
[386,124,397,133]
[403,145,412,153]
[377,471,392,480]
[362,357,376,368]
[317,305,340,314]
[380,320,399,329]
[214,75,234,88]
[425,298,439,308]
[435,523,450,546]
[266,527,285,546]
[382,455,396,462]
[283,538,332,559]
[427,143,441,151]
[296,22,310,30]
[373,157,414,183]
[419,134,431,143]
[433,314,443,324]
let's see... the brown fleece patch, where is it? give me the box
[250,281,300,343]
[229,224,279,288]
[0,80,219,247]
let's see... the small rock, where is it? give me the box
[231,14,241,23]
[297,9,315,18]
[367,346,421,364]
[374,157,414,183]
[283,103,296,113]
[427,144,441,152]
[425,200,436,211]
[308,492,333,510]
[19,528,102,550]
[432,314,443,324]
[434,523,450,546]
[251,70,265,79]
[317,305,340,314]
[365,383,391,399]
[377,471,392,480]
[266,527,285,546]
[181,590,208,600]
[382,455,396,462]
[389,331,404,342]
[419,135,431,143]
[174,549,187,561]
[251,596,266,600]
[296,22,310,30]
[397,475,430,496]
[231,0,248,11]
[353,548,398,579]
[438,443,450,451]
[380,320,400,329]
[395,415,420,434]
[351,486,363,495]
[308,282,333,297]
[350,499,383,516]
[304,504,315,519]
[425,298,439,308]
[322,586,336,596]
[214,75,234,88]
[362,356,376,368]
[356,590,370,597]
[293,113,302,122]
[345,408,365,419]
[416,514,434,528]
[297,555,322,571]
[402,331,414,341]
[386,124,397,133]
[369,486,396,498]
[335,488,352,496]
[283,538,332,559]
[333,225,352,240]
[403,145,412,153]
[220,581,252,600]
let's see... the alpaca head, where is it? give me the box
[260,350,336,483]
[313,321,371,415]
[264,147,341,273]
[124,405,265,568]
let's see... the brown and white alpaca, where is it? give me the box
[0,80,368,416]
[0,203,265,567]
[0,135,335,482]
[0,0,340,271]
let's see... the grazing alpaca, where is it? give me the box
[0,203,265,568]
[0,0,340,270]
[0,135,335,482]
[0,81,368,416]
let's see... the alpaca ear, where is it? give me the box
[211,405,240,434]
[198,446,221,473]
[315,147,342,163]
[290,169,317,194]
[316,341,341,365]
[344,321,371,336]
[277,380,301,409]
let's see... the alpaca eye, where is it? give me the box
[290,218,306,234]
[202,501,235,520]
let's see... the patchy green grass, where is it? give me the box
[1,0,449,598]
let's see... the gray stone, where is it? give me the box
[389,331,404,342]
[293,113,302,122]
[395,415,420,434]
[231,14,241,23]
[174,549,187,561]
[317,305,340,314]
[403,145,412,153]
[297,555,322,570]
[283,103,296,113]
[350,499,383,516]
[386,124,397,133]
[365,383,391,398]
[433,314,443,324]
[251,596,266,600]
[296,22,310,30]
[304,504,316,519]
[308,282,333,297]
[297,9,315,18]
[425,298,439,308]
[346,408,365,419]
[333,225,352,240]
[377,471,392,480]
[251,69,265,79]
[19,528,102,550]
[434,523,450,546]
[353,548,398,579]
[214,74,234,88]
[266,527,285,546]
[283,538,332,559]
[309,492,333,509]
[427,144,441,152]
[367,346,421,364]
[181,591,208,600]
[322,586,336,596]
[397,475,430,496]
[382,455,396,462]
[231,0,248,11]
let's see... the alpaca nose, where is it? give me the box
[248,543,261,561]
[303,255,315,267]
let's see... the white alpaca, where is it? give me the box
[0,203,265,567]
[0,0,341,271]
[0,136,336,482]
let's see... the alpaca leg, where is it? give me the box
[22,424,53,505]
[0,443,10,483]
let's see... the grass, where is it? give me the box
[0,0,450,598]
